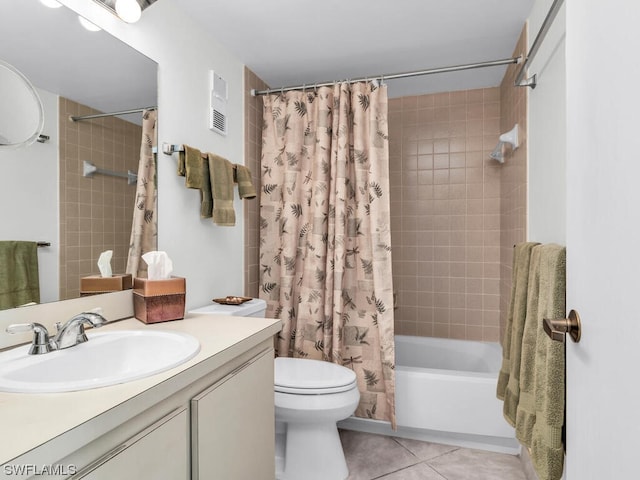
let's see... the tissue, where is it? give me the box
[142,251,173,280]
[97,250,113,278]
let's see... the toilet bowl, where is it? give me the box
[275,357,360,480]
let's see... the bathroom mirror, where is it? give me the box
[0,60,44,149]
[0,0,157,310]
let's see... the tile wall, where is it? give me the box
[243,67,268,297]
[389,87,503,341]
[499,26,528,339]
[59,98,141,300]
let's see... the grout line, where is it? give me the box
[390,436,421,460]
[369,464,418,480]
[423,447,462,465]
[391,436,461,464]
[422,462,449,480]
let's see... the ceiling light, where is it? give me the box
[78,16,102,32]
[115,0,142,23]
[39,0,63,7]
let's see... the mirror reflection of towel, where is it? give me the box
[0,241,40,309]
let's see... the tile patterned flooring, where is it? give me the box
[340,430,527,480]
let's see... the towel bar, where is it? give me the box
[160,143,184,155]
[543,309,581,343]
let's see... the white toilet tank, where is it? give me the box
[188,298,267,318]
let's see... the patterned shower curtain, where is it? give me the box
[260,82,395,424]
[126,109,157,277]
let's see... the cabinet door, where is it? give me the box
[72,407,189,480]
[192,348,275,480]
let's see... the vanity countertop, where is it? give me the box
[0,313,281,466]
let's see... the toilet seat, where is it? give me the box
[275,357,357,395]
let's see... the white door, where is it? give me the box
[565,2,640,478]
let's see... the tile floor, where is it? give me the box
[340,430,527,480]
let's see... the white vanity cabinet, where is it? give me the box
[191,348,275,480]
[0,315,281,480]
[71,408,189,480]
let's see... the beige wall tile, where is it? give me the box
[391,85,506,342]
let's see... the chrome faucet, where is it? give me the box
[6,310,108,354]
[54,311,108,349]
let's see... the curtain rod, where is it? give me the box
[251,57,521,97]
[70,106,157,122]
[515,0,564,89]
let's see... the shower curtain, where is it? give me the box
[126,109,157,277]
[260,82,396,424]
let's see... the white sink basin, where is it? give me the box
[0,330,200,393]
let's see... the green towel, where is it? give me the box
[0,241,40,309]
[207,153,236,226]
[512,244,566,480]
[178,145,212,218]
[235,164,257,199]
[200,158,213,218]
[182,145,204,189]
[529,244,566,480]
[514,245,543,445]
[498,242,539,421]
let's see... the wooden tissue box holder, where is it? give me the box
[133,276,186,324]
[80,274,133,296]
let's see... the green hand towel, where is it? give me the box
[178,145,212,218]
[498,242,539,423]
[207,153,236,226]
[235,164,257,199]
[0,241,40,309]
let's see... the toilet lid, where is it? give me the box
[274,357,357,395]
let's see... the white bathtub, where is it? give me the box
[339,335,518,453]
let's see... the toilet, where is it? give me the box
[189,299,360,480]
[274,357,359,480]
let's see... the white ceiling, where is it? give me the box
[0,0,535,120]
[178,0,535,97]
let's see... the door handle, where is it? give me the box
[543,309,581,343]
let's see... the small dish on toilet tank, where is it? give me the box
[212,296,252,305]
[188,298,267,318]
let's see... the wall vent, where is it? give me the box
[209,70,227,136]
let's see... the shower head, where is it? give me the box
[490,142,505,163]
[489,124,519,163]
